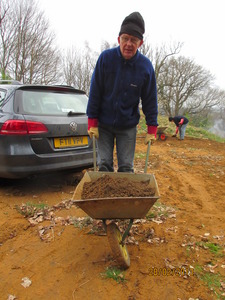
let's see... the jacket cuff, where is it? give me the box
[88,118,98,130]
[147,125,157,137]
[179,118,184,125]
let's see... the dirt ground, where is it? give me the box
[0,135,225,300]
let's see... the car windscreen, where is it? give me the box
[14,89,88,115]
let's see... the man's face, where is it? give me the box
[118,34,143,60]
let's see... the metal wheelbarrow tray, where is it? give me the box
[72,171,160,219]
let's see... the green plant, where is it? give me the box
[186,245,192,257]
[135,152,146,159]
[190,114,211,128]
[146,211,156,219]
[101,267,126,283]
[16,202,48,218]
[73,216,93,229]
[195,265,225,299]
[145,202,177,223]
[206,243,223,256]
[196,241,223,256]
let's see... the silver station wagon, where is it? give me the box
[0,81,94,178]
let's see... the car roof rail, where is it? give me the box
[0,80,23,85]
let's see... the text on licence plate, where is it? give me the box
[54,136,88,148]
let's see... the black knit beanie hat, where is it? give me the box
[119,12,145,40]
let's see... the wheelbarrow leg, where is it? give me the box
[102,219,107,231]
[121,219,133,243]
[103,219,134,243]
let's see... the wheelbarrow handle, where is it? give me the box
[144,141,151,174]
[93,135,97,171]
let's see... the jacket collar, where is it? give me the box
[116,46,139,65]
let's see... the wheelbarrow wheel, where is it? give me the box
[107,222,130,269]
[158,133,167,141]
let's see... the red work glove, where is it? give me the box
[144,126,157,145]
[88,118,99,139]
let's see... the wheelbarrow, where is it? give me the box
[157,126,168,141]
[72,137,160,269]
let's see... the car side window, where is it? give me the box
[0,89,6,107]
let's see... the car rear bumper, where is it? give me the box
[0,151,94,178]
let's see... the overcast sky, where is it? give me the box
[38,0,225,90]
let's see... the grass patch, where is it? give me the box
[135,152,146,159]
[73,216,93,229]
[196,241,224,257]
[145,211,156,220]
[16,202,48,218]
[101,267,126,283]
[206,243,223,256]
[195,265,225,299]
[186,245,192,257]
[146,201,176,220]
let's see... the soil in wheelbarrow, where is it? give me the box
[81,174,156,199]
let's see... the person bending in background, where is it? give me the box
[169,116,189,140]
[87,11,158,172]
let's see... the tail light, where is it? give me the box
[0,120,48,135]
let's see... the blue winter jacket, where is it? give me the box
[87,46,158,128]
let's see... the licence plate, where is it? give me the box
[54,136,88,148]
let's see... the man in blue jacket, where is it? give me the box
[87,12,158,172]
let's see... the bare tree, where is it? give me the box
[0,0,18,79]
[0,0,61,84]
[100,40,117,52]
[157,55,221,115]
[187,87,225,114]
[62,43,97,94]
[140,39,183,81]
[140,39,225,117]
